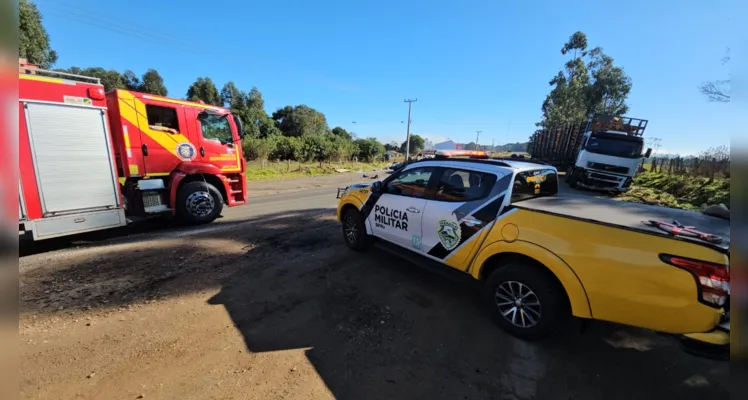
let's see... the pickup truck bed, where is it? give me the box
[514,196,730,253]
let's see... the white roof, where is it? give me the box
[402,159,556,176]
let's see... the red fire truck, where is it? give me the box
[18,66,247,241]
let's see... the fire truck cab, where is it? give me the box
[19,67,247,241]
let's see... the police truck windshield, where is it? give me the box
[585,136,643,158]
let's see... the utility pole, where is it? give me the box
[404,99,417,161]
[476,130,482,149]
[651,137,662,155]
[404,99,418,164]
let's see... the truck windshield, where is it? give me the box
[585,135,643,158]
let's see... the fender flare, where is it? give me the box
[174,161,222,175]
[337,198,364,222]
[168,172,188,215]
[471,240,593,319]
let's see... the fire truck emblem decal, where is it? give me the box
[177,142,196,161]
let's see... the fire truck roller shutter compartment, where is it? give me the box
[24,102,121,214]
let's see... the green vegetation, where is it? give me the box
[19,0,57,68]
[618,172,730,211]
[536,31,632,129]
[245,160,392,181]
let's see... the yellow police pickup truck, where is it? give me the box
[336,158,730,358]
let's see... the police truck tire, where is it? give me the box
[176,181,224,225]
[342,209,371,251]
[483,263,570,341]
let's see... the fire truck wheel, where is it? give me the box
[176,181,224,224]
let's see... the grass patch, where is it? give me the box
[617,172,729,210]
[245,160,391,181]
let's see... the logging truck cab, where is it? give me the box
[565,115,652,192]
[19,67,247,240]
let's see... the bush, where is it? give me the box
[621,172,730,210]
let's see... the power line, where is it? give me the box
[404,99,417,160]
[43,9,222,57]
[475,130,482,146]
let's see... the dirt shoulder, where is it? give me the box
[245,169,385,198]
[20,209,728,400]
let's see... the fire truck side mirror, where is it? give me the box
[644,148,652,158]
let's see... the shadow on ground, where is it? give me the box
[20,209,728,400]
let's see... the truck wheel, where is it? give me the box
[483,263,570,341]
[342,208,371,251]
[176,181,224,224]
[566,167,580,189]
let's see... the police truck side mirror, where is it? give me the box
[644,148,652,158]
[371,181,382,193]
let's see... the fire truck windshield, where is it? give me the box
[198,112,233,144]
[585,135,643,158]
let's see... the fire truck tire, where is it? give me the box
[176,181,224,224]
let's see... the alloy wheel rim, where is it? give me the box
[495,280,542,328]
[344,216,358,244]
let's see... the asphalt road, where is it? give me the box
[19,173,729,400]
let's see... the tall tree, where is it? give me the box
[400,134,425,155]
[538,31,631,128]
[355,138,385,162]
[700,48,730,103]
[272,105,329,137]
[58,66,125,91]
[220,81,244,109]
[186,77,221,105]
[220,82,270,137]
[584,47,631,116]
[331,126,353,140]
[138,69,168,96]
[246,87,265,112]
[122,70,141,91]
[539,31,590,128]
[19,0,57,68]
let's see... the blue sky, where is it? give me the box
[35,0,738,155]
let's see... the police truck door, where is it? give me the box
[367,166,434,250]
[420,168,507,269]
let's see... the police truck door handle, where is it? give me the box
[406,207,420,213]
[141,143,148,156]
[461,216,483,227]
[200,146,205,157]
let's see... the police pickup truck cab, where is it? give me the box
[336,158,730,357]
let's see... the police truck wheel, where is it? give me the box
[342,209,371,251]
[483,263,570,341]
[176,181,224,224]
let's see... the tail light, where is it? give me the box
[660,254,730,308]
